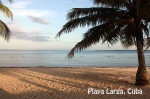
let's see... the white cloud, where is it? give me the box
[28,16,50,25]
[13,9,54,17]
[11,1,30,9]
[9,1,55,17]
[8,22,51,42]
[31,28,42,34]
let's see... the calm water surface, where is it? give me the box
[0,50,149,67]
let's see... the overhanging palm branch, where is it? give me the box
[120,25,135,48]
[0,0,13,41]
[56,7,119,37]
[144,37,150,51]
[56,7,137,58]
[0,2,13,20]
[0,20,11,41]
[93,0,131,10]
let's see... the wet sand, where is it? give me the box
[0,67,150,99]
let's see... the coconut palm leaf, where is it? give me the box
[144,37,150,51]
[57,10,136,55]
[67,21,135,58]
[120,25,135,48]
[0,20,11,41]
[93,0,130,8]
[137,1,150,22]
[0,0,13,41]
[67,7,117,20]
[0,3,13,20]
[56,8,129,37]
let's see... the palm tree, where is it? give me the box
[56,0,150,86]
[0,0,13,41]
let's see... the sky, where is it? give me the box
[0,0,136,50]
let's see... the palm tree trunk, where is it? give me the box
[135,35,149,85]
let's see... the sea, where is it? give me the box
[0,50,149,67]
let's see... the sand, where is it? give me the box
[0,67,150,99]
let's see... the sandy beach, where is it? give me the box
[0,67,149,99]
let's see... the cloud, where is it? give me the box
[31,28,42,34]
[11,0,30,9]
[9,1,55,17]
[8,22,51,42]
[13,9,54,17]
[25,35,50,42]
[28,16,50,25]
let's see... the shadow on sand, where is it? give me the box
[0,67,149,99]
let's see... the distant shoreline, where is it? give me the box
[0,66,149,68]
[0,50,149,67]
[0,49,150,51]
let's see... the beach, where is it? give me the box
[0,67,150,99]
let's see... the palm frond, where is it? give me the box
[103,25,122,45]
[0,3,13,20]
[121,35,135,48]
[144,37,150,51]
[115,19,135,30]
[66,17,136,58]
[141,22,149,37]
[93,0,130,8]
[56,8,127,37]
[67,29,102,58]
[67,20,126,58]
[0,20,11,41]
[137,1,150,22]
[140,9,150,22]
[120,25,135,48]
[67,7,116,20]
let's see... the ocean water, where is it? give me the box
[0,50,149,67]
